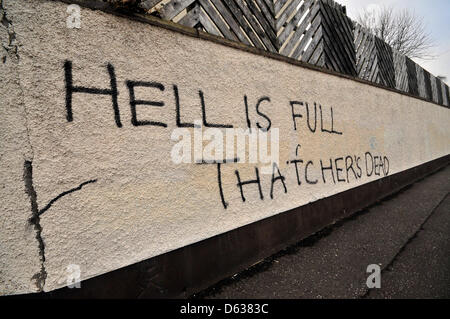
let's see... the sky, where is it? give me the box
[336,0,450,83]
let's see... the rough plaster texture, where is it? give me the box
[0,0,42,295]
[0,0,449,295]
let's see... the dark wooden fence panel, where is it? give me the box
[423,69,433,101]
[405,57,419,96]
[140,0,448,106]
[374,37,395,88]
[444,84,450,107]
[436,77,443,105]
[442,82,449,107]
[416,64,427,99]
[394,50,408,92]
[354,24,397,88]
[354,24,378,83]
[430,74,439,104]
[319,0,356,76]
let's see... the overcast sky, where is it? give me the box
[336,0,450,83]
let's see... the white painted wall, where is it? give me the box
[1,0,449,294]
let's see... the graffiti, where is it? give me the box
[290,101,342,135]
[63,60,390,210]
[214,152,389,209]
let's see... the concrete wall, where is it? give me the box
[0,0,449,295]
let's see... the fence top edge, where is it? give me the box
[55,0,450,108]
[352,21,444,82]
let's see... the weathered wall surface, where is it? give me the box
[0,0,449,295]
[0,0,42,295]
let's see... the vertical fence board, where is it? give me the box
[435,77,444,105]
[416,64,426,99]
[423,69,433,101]
[442,82,449,107]
[394,50,408,92]
[444,84,450,107]
[430,75,439,104]
[405,57,419,96]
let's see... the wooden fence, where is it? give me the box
[138,0,449,107]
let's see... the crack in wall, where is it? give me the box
[1,0,46,293]
[2,0,97,293]
[23,160,97,291]
[1,0,34,162]
[24,161,47,292]
[2,0,36,162]
[0,0,19,63]
[0,1,33,159]
[23,159,98,291]
[38,179,97,217]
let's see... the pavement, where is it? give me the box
[194,165,450,299]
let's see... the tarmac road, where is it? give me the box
[195,165,450,299]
